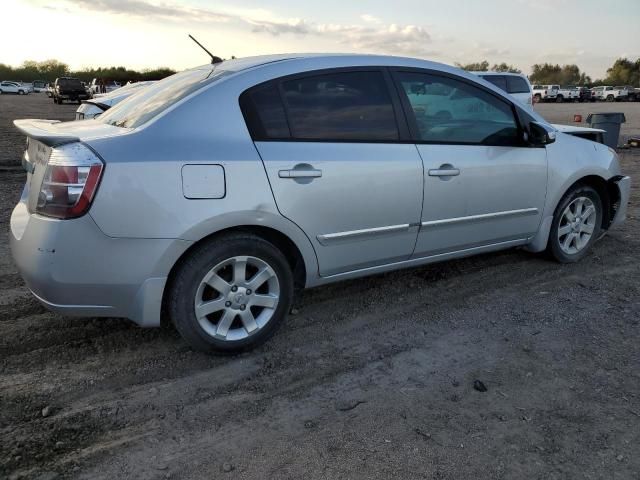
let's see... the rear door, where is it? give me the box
[391,70,547,258]
[241,69,424,276]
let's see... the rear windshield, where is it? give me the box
[57,78,82,88]
[99,67,231,128]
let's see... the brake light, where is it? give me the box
[36,142,104,219]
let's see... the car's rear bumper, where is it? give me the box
[57,93,89,100]
[10,196,191,327]
[610,176,631,228]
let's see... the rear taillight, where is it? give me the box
[36,142,104,219]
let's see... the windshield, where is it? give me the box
[58,78,82,88]
[99,66,231,128]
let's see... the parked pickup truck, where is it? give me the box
[553,86,580,103]
[532,84,557,102]
[53,77,89,104]
[591,86,628,102]
[614,86,639,102]
[567,86,593,102]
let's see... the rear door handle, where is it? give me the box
[278,168,322,179]
[428,168,460,177]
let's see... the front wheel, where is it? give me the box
[548,185,602,263]
[168,233,294,353]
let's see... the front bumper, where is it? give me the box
[610,176,631,228]
[10,196,191,326]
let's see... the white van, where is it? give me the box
[473,72,533,109]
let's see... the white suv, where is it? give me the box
[0,81,30,95]
[473,72,533,109]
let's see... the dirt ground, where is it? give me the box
[1,94,639,480]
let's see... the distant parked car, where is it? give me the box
[567,86,593,102]
[53,77,89,104]
[473,72,533,109]
[10,54,631,353]
[75,81,155,120]
[32,80,47,93]
[591,86,627,102]
[0,81,30,95]
[89,78,122,97]
[553,86,580,103]
[532,84,558,102]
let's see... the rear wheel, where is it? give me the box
[168,233,294,353]
[606,95,614,102]
[548,185,602,263]
[556,95,563,103]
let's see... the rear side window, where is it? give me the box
[481,75,507,92]
[506,76,530,94]
[241,85,290,139]
[282,71,399,141]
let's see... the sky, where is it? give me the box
[2,0,639,79]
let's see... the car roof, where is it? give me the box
[192,53,476,77]
[471,71,527,78]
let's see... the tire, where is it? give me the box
[556,95,563,103]
[606,95,614,102]
[0,89,3,95]
[548,185,602,263]
[533,94,541,103]
[168,233,294,353]
[18,90,24,95]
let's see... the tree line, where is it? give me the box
[456,57,640,87]
[0,59,176,84]
[2,57,639,87]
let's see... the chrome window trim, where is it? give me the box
[421,208,539,228]
[317,224,411,245]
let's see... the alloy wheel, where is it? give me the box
[557,196,597,255]
[194,256,280,341]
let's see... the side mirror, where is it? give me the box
[527,121,556,146]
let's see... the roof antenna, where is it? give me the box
[188,34,223,64]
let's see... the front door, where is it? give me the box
[392,70,547,257]
[244,69,424,276]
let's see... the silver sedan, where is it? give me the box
[10,54,630,352]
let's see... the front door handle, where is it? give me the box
[279,167,322,179]
[428,165,460,177]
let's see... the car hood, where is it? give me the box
[552,123,605,134]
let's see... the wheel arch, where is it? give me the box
[526,172,618,253]
[160,221,317,325]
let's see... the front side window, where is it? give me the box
[395,72,520,146]
[280,71,399,141]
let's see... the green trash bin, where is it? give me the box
[586,112,626,149]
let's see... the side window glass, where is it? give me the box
[396,72,520,146]
[246,84,290,139]
[280,71,399,141]
[482,75,507,92]
[507,76,530,94]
